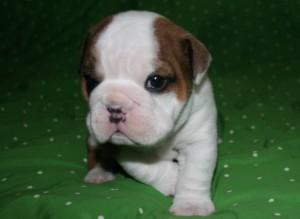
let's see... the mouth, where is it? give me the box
[109,130,136,145]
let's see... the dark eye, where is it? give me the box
[145,75,169,92]
[84,74,99,95]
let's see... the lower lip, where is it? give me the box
[112,129,126,138]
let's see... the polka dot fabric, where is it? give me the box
[0,0,299,218]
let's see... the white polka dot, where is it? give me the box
[257,176,263,180]
[13,137,18,141]
[37,171,43,175]
[274,213,281,217]
[98,216,105,219]
[218,138,223,144]
[223,164,229,168]
[75,192,81,195]
[23,123,29,128]
[49,137,55,142]
[290,179,295,182]
[284,167,290,172]
[139,208,144,214]
[65,201,72,206]
[277,147,283,150]
[224,173,230,178]
[83,158,87,163]
[227,190,233,193]
[110,188,119,191]
[268,198,275,203]
[34,194,40,198]
[229,130,234,135]
[2,177,7,182]
[27,185,33,189]
[252,151,258,158]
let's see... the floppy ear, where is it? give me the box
[79,34,93,101]
[181,36,212,85]
[79,16,113,101]
[79,33,91,75]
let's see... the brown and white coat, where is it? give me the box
[79,11,217,216]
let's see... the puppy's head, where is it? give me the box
[79,11,211,147]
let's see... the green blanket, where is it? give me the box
[1,0,299,218]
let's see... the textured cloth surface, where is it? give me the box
[1,1,300,218]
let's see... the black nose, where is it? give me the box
[107,105,126,124]
[109,115,125,124]
[107,106,122,114]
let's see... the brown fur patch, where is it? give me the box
[79,16,113,101]
[153,17,211,101]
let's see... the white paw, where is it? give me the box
[170,199,215,216]
[152,162,178,196]
[153,179,176,196]
[84,166,115,184]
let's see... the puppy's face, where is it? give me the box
[80,11,211,147]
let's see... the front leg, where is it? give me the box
[170,140,217,216]
[84,136,117,183]
[117,148,178,196]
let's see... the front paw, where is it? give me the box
[84,166,115,184]
[152,162,178,196]
[170,199,215,216]
[152,179,176,196]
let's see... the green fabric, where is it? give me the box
[1,0,300,218]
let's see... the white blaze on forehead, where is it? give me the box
[95,11,160,81]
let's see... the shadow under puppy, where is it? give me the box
[79,11,217,216]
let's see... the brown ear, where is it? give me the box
[79,16,113,101]
[79,34,91,101]
[181,35,211,85]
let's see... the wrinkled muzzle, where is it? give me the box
[86,80,174,147]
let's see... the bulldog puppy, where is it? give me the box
[79,11,217,216]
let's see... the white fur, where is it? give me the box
[85,11,217,216]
